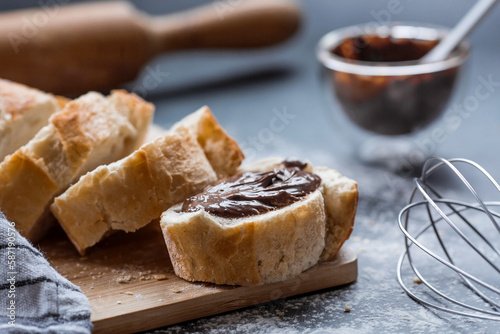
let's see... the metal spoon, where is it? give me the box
[422,0,499,62]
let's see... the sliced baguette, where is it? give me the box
[0,90,154,241]
[160,158,358,286]
[51,107,244,255]
[0,79,61,161]
[51,128,218,255]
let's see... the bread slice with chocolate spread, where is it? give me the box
[160,158,358,286]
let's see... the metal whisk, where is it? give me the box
[397,157,500,320]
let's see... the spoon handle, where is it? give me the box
[422,0,499,62]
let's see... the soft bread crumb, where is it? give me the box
[344,305,352,313]
[170,288,183,293]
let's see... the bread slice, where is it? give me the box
[160,158,358,286]
[0,79,61,161]
[171,106,244,178]
[0,90,154,241]
[51,107,244,255]
[162,190,326,286]
[51,128,218,255]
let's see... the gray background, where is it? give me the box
[2,1,500,333]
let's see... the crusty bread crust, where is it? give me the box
[172,106,244,178]
[0,79,60,161]
[0,151,58,232]
[313,167,358,261]
[161,190,326,286]
[0,91,154,241]
[51,127,218,255]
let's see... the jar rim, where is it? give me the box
[316,23,470,76]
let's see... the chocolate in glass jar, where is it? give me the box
[330,36,460,136]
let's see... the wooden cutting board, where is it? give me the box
[39,223,357,334]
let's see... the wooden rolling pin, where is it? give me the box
[0,0,300,96]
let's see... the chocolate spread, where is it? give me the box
[332,35,439,62]
[181,163,321,218]
[330,35,460,135]
[282,159,308,170]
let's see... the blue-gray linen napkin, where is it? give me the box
[0,212,92,333]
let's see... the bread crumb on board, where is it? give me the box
[344,305,352,313]
[116,275,133,284]
[153,274,168,281]
[170,287,183,293]
[116,301,122,305]
[413,277,423,284]
[114,270,167,283]
[276,311,284,317]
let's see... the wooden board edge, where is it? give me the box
[91,247,357,333]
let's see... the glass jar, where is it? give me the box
[317,23,470,172]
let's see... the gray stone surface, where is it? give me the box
[2,0,500,332]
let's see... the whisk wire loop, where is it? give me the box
[414,178,500,275]
[423,183,500,257]
[397,157,500,320]
[421,158,500,234]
